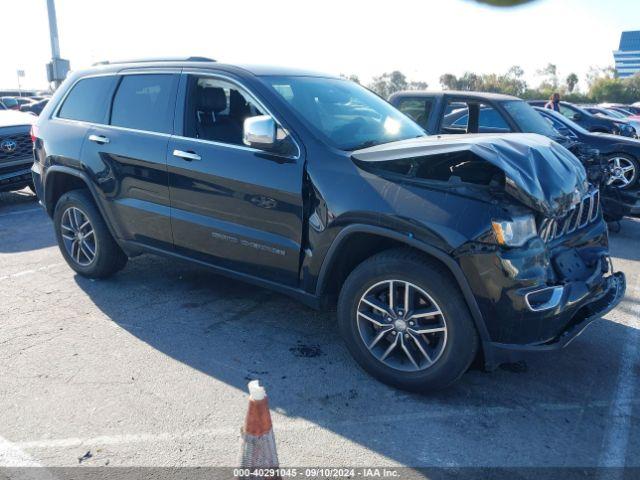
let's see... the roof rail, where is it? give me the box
[92,56,216,66]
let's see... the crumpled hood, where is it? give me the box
[352,133,588,217]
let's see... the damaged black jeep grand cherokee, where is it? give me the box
[32,58,625,391]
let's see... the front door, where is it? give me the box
[167,73,305,287]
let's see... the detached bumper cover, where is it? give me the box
[485,271,626,366]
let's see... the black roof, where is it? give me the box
[76,59,337,79]
[390,90,521,102]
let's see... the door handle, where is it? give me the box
[173,149,201,161]
[88,134,110,144]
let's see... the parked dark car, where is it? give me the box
[389,90,568,139]
[20,98,49,116]
[534,107,640,218]
[32,59,625,391]
[0,109,36,193]
[528,100,636,138]
[534,107,640,190]
[391,91,640,190]
[0,97,20,111]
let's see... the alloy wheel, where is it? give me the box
[356,280,448,372]
[60,206,97,266]
[607,156,636,188]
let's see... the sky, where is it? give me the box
[1,0,639,93]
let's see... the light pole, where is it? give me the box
[46,0,70,89]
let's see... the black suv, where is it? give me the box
[32,59,625,391]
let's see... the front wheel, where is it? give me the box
[53,189,128,278]
[606,154,638,189]
[337,248,479,392]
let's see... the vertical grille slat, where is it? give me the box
[538,188,601,244]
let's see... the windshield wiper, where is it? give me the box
[346,140,378,151]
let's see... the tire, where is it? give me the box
[605,153,639,190]
[53,189,127,278]
[337,248,479,392]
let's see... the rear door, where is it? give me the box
[439,97,513,134]
[80,71,180,250]
[166,72,305,287]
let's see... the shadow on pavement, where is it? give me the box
[0,189,56,253]
[72,251,639,467]
[608,217,640,262]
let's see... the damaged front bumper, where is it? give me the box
[457,217,627,369]
[485,270,625,367]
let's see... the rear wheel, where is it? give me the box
[337,248,479,392]
[53,189,127,278]
[606,154,638,189]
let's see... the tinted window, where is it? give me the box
[58,76,115,123]
[266,76,424,150]
[111,74,177,133]
[397,98,431,129]
[183,76,265,146]
[502,101,558,137]
[444,102,510,133]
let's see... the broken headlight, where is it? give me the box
[491,215,537,247]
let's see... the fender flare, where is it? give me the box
[315,224,490,343]
[43,165,125,246]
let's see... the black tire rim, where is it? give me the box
[356,280,448,372]
[60,206,97,267]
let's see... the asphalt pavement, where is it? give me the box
[0,188,638,470]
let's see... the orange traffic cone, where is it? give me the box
[238,380,280,479]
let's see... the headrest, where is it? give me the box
[197,87,227,113]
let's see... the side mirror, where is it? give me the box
[243,115,276,150]
[572,112,582,121]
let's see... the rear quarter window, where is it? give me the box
[110,74,178,134]
[57,76,116,123]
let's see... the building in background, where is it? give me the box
[614,31,640,79]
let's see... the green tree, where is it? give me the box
[537,63,558,91]
[341,74,360,84]
[368,71,427,98]
[409,80,429,90]
[589,77,633,103]
[440,73,459,90]
[368,71,408,98]
[566,73,579,93]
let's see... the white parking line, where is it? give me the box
[599,277,640,472]
[15,398,640,452]
[0,434,42,467]
[0,263,64,282]
[0,207,43,218]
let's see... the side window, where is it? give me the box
[396,98,431,129]
[110,74,178,134]
[58,76,116,123]
[559,104,578,120]
[442,101,469,133]
[478,106,510,132]
[442,101,510,133]
[183,76,265,146]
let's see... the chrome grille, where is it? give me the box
[0,133,32,163]
[539,189,600,243]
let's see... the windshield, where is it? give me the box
[502,100,560,138]
[264,76,425,150]
[603,109,626,119]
